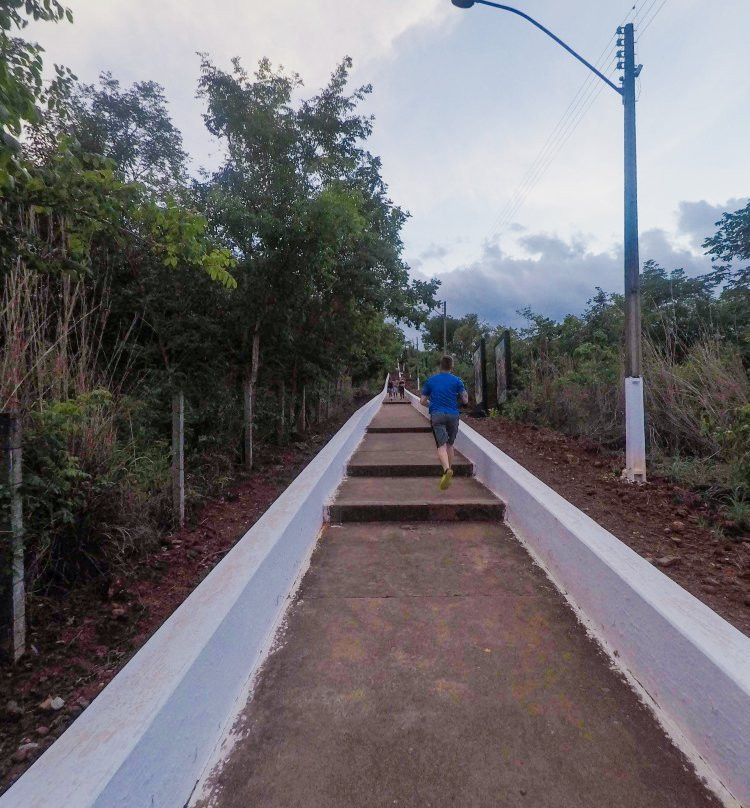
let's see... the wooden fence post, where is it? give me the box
[0,412,25,662]
[298,384,307,433]
[171,391,185,529]
[276,381,286,445]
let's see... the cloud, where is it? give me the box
[416,225,715,328]
[418,242,450,261]
[31,1,451,92]
[677,197,749,248]
[29,0,453,171]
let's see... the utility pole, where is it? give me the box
[619,22,646,482]
[448,1,648,482]
[442,301,447,355]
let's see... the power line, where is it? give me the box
[638,0,668,38]
[478,31,621,240]
[457,0,658,270]
[634,0,660,28]
[480,40,619,241]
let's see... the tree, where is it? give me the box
[0,0,73,185]
[421,313,463,353]
[198,55,436,466]
[64,73,188,192]
[704,200,750,277]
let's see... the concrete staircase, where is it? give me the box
[330,401,504,523]
[194,399,722,808]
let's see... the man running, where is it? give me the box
[398,379,406,399]
[420,355,468,490]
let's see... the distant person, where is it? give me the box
[420,355,468,490]
[387,380,395,400]
[398,379,406,399]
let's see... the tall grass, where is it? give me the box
[504,331,750,497]
[644,336,750,456]
[0,268,168,586]
[1,267,118,412]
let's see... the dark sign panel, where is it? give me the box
[474,346,483,406]
[473,339,488,412]
[495,330,512,405]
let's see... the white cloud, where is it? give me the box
[29,0,453,170]
[33,0,451,88]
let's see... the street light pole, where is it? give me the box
[621,22,646,482]
[450,0,646,481]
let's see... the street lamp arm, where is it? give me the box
[471,1,622,95]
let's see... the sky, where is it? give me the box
[28,0,750,329]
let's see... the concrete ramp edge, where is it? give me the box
[0,384,386,808]
[407,393,750,808]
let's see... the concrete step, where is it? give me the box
[367,424,432,434]
[367,406,432,434]
[347,457,473,477]
[347,432,472,477]
[329,477,504,523]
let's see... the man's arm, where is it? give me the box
[458,379,469,407]
[420,380,430,408]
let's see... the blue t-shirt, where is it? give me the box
[422,372,466,416]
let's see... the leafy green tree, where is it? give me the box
[64,72,188,192]
[421,313,463,353]
[198,55,436,465]
[640,260,718,354]
[0,0,73,185]
[452,313,491,364]
[704,200,750,278]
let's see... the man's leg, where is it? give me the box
[437,444,450,473]
[446,444,455,469]
[432,416,454,490]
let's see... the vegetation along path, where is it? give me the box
[194,401,719,808]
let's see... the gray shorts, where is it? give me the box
[431,412,459,448]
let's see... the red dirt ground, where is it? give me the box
[465,414,750,638]
[0,406,359,793]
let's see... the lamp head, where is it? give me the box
[451,0,475,7]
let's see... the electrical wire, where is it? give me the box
[478,33,620,240]
[637,0,668,38]
[454,0,658,272]
[634,0,660,29]
[480,40,619,241]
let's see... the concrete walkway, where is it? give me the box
[195,401,719,808]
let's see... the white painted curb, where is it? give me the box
[408,392,750,807]
[1,385,386,808]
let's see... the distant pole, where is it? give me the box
[1,412,25,661]
[621,22,646,482]
[171,392,185,528]
[442,301,447,355]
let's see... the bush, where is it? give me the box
[21,391,170,587]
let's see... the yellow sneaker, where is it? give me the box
[439,468,454,491]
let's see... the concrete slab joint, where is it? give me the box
[406,390,750,807]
